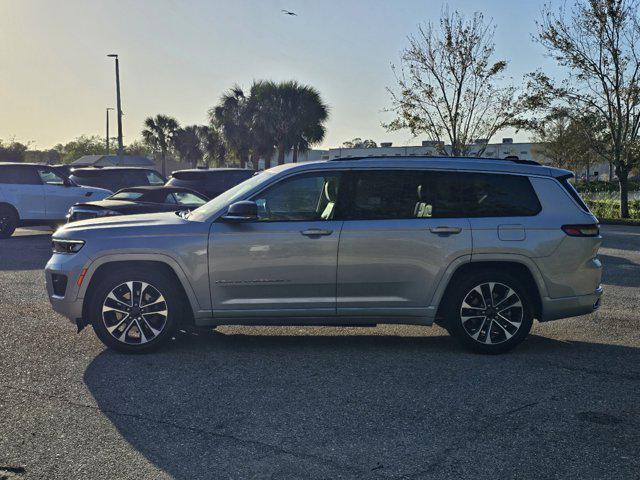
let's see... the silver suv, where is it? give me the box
[45,157,603,354]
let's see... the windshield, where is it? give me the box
[188,171,274,221]
[109,191,146,201]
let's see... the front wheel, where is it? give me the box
[89,267,183,353]
[443,271,534,354]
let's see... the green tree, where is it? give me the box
[172,125,205,168]
[142,115,180,176]
[0,139,29,162]
[250,80,328,165]
[386,9,520,156]
[124,140,152,157]
[210,86,253,168]
[342,138,377,148]
[198,126,227,168]
[52,135,104,164]
[526,0,640,217]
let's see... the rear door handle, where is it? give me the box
[429,226,462,235]
[300,228,333,236]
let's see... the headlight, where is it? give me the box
[52,239,85,254]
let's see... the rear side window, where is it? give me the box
[559,177,590,213]
[0,165,40,185]
[459,173,541,217]
[145,171,165,185]
[70,171,122,190]
[343,170,541,220]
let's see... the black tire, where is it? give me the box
[442,270,533,354]
[0,205,18,239]
[88,266,184,353]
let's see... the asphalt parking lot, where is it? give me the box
[0,225,639,480]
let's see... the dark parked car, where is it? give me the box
[166,168,255,198]
[69,167,166,193]
[67,186,208,222]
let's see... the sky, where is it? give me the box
[0,0,562,150]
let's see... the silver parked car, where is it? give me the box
[45,156,603,354]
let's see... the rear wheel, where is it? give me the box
[0,205,18,239]
[89,266,183,353]
[443,270,533,354]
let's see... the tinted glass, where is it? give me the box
[70,171,121,190]
[0,165,40,185]
[110,191,145,200]
[344,170,540,220]
[174,191,206,206]
[37,167,65,185]
[145,171,165,185]
[208,171,255,191]
[251,172,342,221]
[459,173,541,217]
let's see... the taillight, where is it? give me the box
[561,224,600,237]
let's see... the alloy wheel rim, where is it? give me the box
[102,281,168,345]
[459,282,523,345]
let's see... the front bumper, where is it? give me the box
[540,285,603,322]
[44,251,91,323]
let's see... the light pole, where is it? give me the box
[105,107,114,154]
[107,54,124,156]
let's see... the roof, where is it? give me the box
[71,155,155,167]
[71,166,159,174]
[267,156,568,178]
[171,167,255,174]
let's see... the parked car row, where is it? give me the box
[0,163,256,238]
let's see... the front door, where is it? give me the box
[209,171,344,318]
[336,169,472,319]
[36,167,86,220]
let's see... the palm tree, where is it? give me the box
[250,80,328,165]
[172,125,204,168]
[198,126,227,168]
[142,114,179,176]
[210,86,252,168]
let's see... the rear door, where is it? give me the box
[0,165,45,219]
[336,169,472,318]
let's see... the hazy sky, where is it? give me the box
[0,0,561,150]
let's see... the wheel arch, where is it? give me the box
[82,259,196,327]
[435,258,545,320]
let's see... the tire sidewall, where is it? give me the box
[89,267,181,353]
[0,206,18,239]
[444,270,534,354]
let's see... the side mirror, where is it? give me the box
[222,201,258,222]
[63,177,74,187]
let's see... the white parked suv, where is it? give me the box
[0,163,112,238]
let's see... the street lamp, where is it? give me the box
[107,54,124,156]
[105,107,114,154]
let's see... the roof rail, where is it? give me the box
[328,155,541,166]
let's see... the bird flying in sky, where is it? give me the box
[281,9,297,16]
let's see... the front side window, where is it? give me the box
[37,168,65,186]
[251,172,342,221]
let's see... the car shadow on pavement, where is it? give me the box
[0,233,52,271]
[599,253,640,287]
[83,331,640,480]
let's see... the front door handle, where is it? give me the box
[429,226,462,235]
[300,228,333,236]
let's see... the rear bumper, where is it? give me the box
[540,285,603,321]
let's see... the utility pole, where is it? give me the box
[105,107,114,154]
[107,54,124,157]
